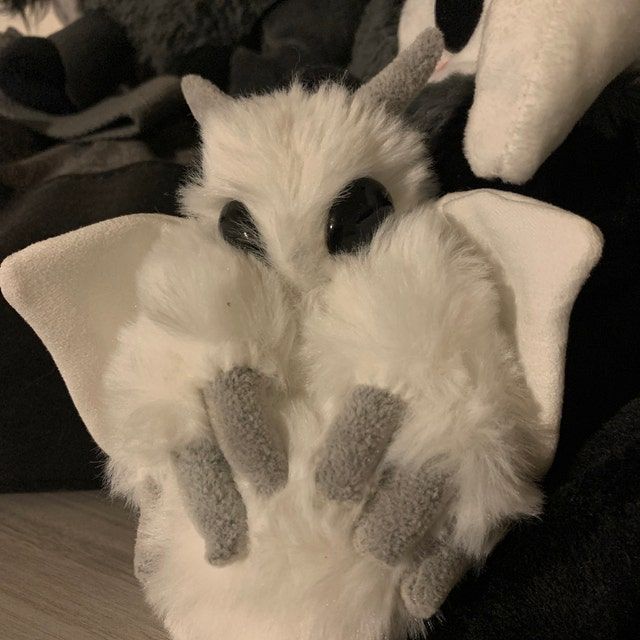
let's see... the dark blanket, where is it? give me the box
[0,2,639,637]
[407,69,640,640]
[434,396,640,640]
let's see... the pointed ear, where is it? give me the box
[356,28,444,113]
[0,214,182,456]
[440,190,603,471]
[181,74,232,126]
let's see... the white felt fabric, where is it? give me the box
[398,0,640,184]
[0,191,601,471]
[466,0,640,184]
[0,213,180,455]
[441,189,602,469]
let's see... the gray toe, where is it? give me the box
[207,367,288,496]
[315,386,405,501]
[172,438,248,565]
[353,465,446,565]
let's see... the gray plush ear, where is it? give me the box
[356,28,444,113]
[181,74,232,125]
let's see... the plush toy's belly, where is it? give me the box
[134,398,417,640]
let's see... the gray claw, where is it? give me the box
[315,386,405,501]
[172,438,248,565]
[207,367,288,496]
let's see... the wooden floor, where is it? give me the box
[0,491,168,640]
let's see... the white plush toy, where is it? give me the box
[399,0,640,184]
[1,29,602,640]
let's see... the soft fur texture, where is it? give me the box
[1,192,601,640]
[104,218,295,497]
[304,207,547,559]
[104,206,541,640]
[103,77,439,640]
[97,68,554,636]
[181,81,434,291]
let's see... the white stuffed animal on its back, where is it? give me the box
[103,30,545,640]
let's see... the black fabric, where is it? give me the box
[349,0,405,82]
[0,35,76,114]
[0,115,50,163]
[170,43,234,89]
[49,9,136,109]
[407,70,640,640]
[79,0,280,75]
[435,0,484,52]
[0,162,186,492]
[433,397,640,640]
[230,0,368,96]
[0,75,186,142]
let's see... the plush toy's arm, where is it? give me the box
[305,191,602,619]
[102,219,293,563]
[0,213,293,566]
[305,205,542,616]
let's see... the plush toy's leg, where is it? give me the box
[172,437,248,565]
[352,465,448,566]
[313,385,461,615]
[103,219,296,569]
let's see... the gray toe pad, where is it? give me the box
[400,542,468,619]
[172,438,248,565]
[315,386,405,501]
[353,465,446,565]
[208,367,288,496]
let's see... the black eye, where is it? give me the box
[326,177,393,255]
[219,200,264,259]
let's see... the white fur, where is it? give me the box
[304,206,543,558]
[103,82,542,639]
[103,219,295,496]
[136,399,424,640]
[180,82,436,292]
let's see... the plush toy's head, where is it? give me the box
[179,29,443,292]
